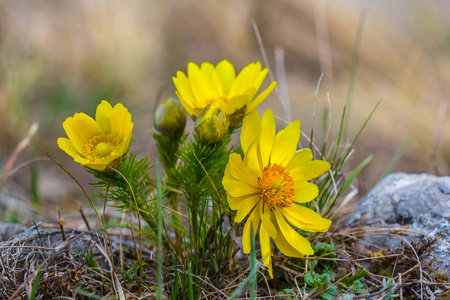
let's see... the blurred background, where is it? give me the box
[0,0,449,223]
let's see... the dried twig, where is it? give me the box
[57,209,66,242]
[78,204,92,231]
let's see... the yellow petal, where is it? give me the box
[228,153,259,188]
[110,103,133,141]
[234,194,260,223]
[286,149,313,170]
[242,203,261,253]
[248,81,277,112]
[223,95,249,115]
[228,62,260,98]
[244,87,256,101]
[223,154,232,182]
[243,139,263,178]
[222,170,258,198]
[176,90,196,119]
[63,113,103,153]
[289,160,331,182]
[95,100,113,133]
[270,119,300,167]
[118,130,133,156]
[260,223,273,278]
[241,110,261,155]
[293,182,319,203]
[211,69,224,96]
[274,210,314,255]
[226,194,242,210]
[74,155,90,166]
[57,137,82,158]
[227,194,259,211]
[84,164,108,171]
[173,72,196,107]
[259,110,275,167]
[201,62,224,96]
[252,67,269,97]
[188,62,216,103]
[272,221,304,257]
[282,204,332,232]
[82,159,115,171]
[83,150,122,171]
[215,60,236,95]
[200,62,215,78]
[260,208,277,239]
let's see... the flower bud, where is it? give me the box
[195,103,229,143]
[154,98,186,134]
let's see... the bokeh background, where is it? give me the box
[1,0,449,222]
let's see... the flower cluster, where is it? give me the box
[58,59,331,279]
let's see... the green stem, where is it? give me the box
[153,132,185,249]
[168,191,183,248]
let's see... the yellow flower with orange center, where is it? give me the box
[222,110,332,277]
[172,60,277,126]
[57,101,133,171]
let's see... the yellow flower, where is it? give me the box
[222,110,332,278]
[57,101,133,171]
[173,60,277,126]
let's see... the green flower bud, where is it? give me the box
[154,98,186,134]
[195,103,229,143]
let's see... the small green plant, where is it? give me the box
[380,278,399,299]
[83,248,99,269]
[305,270,339,299]
[338,268,368,297]
[307,242,338,273]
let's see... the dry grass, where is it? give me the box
[0,223,158,299]
[1,222,449,299]
[334,227,450,299]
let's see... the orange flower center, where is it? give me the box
[205,95,230,106]
[258,163,296,211]
[83,133,122,160]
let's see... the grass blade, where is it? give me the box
[229,224,259,300]
[250,223,256,300]
[28,264,44,300]
[331,106,346,167]
[340,155,373,193]
[30,161,40,217]
[74,288,102,299]
[342,267,368,286]
[156,161,163,300]
[380,137,411,179]
[349,100,380,151]
[188,262,195,300]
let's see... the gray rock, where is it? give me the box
[346,173,450,272]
